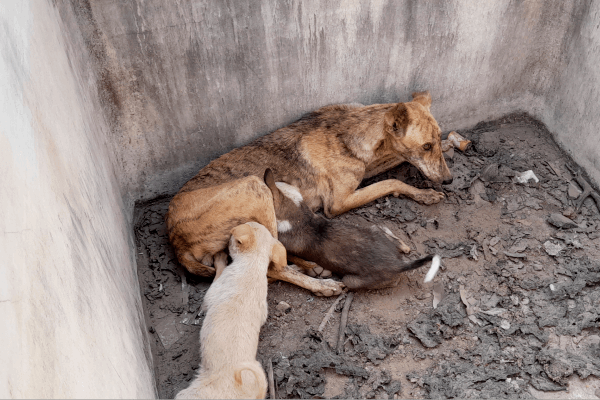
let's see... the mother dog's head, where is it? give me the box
[384,91,453,185]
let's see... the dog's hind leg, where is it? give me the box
[327,179,445,217]
[267,264,344,297]
[179,251,216,277]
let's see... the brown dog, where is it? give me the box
[167,91,452,295]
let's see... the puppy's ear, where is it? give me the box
[270,241,287,270]
[231,224,256,252]
[264,168,283,205]
[384,103,409,135]
[412,91,432,110]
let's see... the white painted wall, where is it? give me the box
[0,1,155,398]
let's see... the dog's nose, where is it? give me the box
[442,177,453,185]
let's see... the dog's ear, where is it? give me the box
[231,224,256,252]
[384,103,409,135]
[270,240,287,270]
[412,91,432,111]
[264,168,283,205]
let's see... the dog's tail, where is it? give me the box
[233,362,267,399]
[398,254,441,281]
[397,254,434,273]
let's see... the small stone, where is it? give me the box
[550,284,556,291]
[521,297,530,305]
[306,268,317,277]
[568,181,582,199]
[547,213,578,229]
[544,241,564,256]
[276,301,291,313]
[563,207,577,219]
[312,266,324,275]
[320,269,332,278]
[533,263,543,271]
[510,295,519,306]
[500,320,511,330]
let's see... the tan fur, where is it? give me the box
[175,222,277,399]
[167,91,451,295]
[166,176,277,277]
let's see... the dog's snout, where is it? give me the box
[442,177,453,185]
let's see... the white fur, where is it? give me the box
[424,255,441,283]
[275,181,303,206]
[176,222,275,399]
[277,220,292,233]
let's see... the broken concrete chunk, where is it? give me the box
[544,241,564,256]
[276,301,292,313]
[547,213,578,229]
[568,181,583,199]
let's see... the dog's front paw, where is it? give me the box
[312,279,345,297]
[412,189,445,205]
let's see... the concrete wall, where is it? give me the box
[0,1,155,398]
[86,0,593,203]
[3,0,600,398]
[540,0,600,186]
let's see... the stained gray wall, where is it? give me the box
[541,1,600,186]
[0,1,155,397]
[3,0,600,398]
[85,0,598,204]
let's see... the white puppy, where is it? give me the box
[176,222,287,399]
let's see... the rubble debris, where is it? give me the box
[568,181,583,199]
[432,282,444,309]
[566,164,600,214]
[271,342,369,399]
[318,291,347,333]
[547,213,578,229]
[155,315,185,349]
[337,293,354,354]
[544,241,565,256]
[268,358,277,400]
[277,301,292,314]
[344,325,403,365]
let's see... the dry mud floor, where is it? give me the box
[134,114,600,399]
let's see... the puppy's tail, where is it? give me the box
[233,362,268,399]
[398,254,434,273]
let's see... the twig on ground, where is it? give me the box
[318,290,348,333]
[268,358,276,399]
[336,292,354,354]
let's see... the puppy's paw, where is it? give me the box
[412,188,445,205]
[312,280,345,297]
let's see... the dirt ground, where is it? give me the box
[134,113,600,399]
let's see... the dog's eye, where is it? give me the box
[392,122,398,130]
[423,143,432,151]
